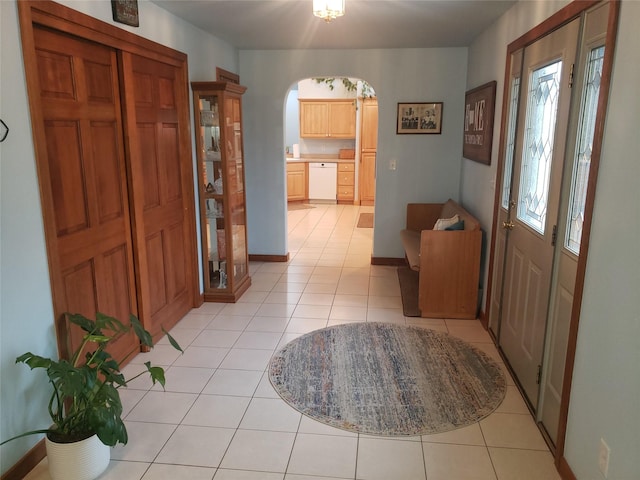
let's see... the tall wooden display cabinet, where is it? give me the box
[191,82,251,302]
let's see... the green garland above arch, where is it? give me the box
[312,77,376,98]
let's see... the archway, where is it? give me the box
[283,77,377,253]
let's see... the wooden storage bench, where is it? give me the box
[400,199,482,319]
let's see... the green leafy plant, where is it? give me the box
[0,312,182,447]
[312,77,376,98]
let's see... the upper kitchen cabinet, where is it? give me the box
[191,81,251,302]
[300,100,356,138]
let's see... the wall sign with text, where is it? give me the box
[463,81,496,165]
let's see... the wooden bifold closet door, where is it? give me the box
[22,1,198,362]
[120,53,197,340]
[32,27,139,361]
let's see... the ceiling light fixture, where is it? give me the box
[313,0,345,23]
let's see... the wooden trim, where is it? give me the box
[195,292,205,308]
[249,253,290,263]
[478,309,488,329]
[555,0,620,467]
[22,1,186,64]
[180,70,202,310]
[17,1,68,357]
[557,456,578,480]
[506,0,601,53]
[191,81,247,96]
[370,257,405,266]
[0,440,45,480]
[216,67,240,84]
[482,40,513,332]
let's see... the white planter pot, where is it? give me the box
[45,434,110,480]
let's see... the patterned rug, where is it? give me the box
[269,322,506,436]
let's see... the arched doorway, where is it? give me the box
[283,77,377,208]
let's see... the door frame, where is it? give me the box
[17,0,201,351]
[483,0,620,474]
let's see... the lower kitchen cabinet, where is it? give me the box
[337,162,355,203]
[287,162,307,201]
[360,152,376,206]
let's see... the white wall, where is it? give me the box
[297,77,358,98]
[239,48,468,257]
[465,1,640,478]
[285,88,300,152]
[0,1,58,470]
[0,0,237,472]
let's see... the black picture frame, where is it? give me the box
[396,102,443,134]
[111,0,139,27]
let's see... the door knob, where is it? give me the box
[502,220,515,230]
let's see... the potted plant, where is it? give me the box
[0,312,182,480]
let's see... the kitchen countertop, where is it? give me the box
[286,154,354,163]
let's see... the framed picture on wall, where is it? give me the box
[463,81,497,164]
[111,0,139,27]
[396,102,443,134]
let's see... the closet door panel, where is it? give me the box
[145,232,168,315]
[44,120,88,235]
[121,52,196,339]
[92,122,125,222]
[33,27,139,362]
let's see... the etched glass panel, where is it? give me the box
[517,60,562,233]
[566,46,605,254]
[502,76,521,209]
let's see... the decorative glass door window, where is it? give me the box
[565,46,605,254]
[517,60,562,233]
[501,75,521,210]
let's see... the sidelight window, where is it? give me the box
[566,46,605,254]
[501,75,521,210]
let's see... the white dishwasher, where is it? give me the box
[308,162,337,203]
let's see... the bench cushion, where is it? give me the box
[434,214,460,230]
[400,229,421,271]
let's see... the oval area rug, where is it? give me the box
[269,322,506,436]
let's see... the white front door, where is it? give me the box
[498,18,580,409]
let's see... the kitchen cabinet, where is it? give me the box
[191,81,251,302]
[337,162,355,203]
[361,98,378,150]
[300,100,356,138]
[287,162,307,201]
[360,152,376,205]
[360,98,378,206]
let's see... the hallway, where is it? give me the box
[25,204,558,480]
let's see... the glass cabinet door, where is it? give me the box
[198,93,227,290]
[224,96,248,287]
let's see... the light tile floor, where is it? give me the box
[25,204,560,480]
